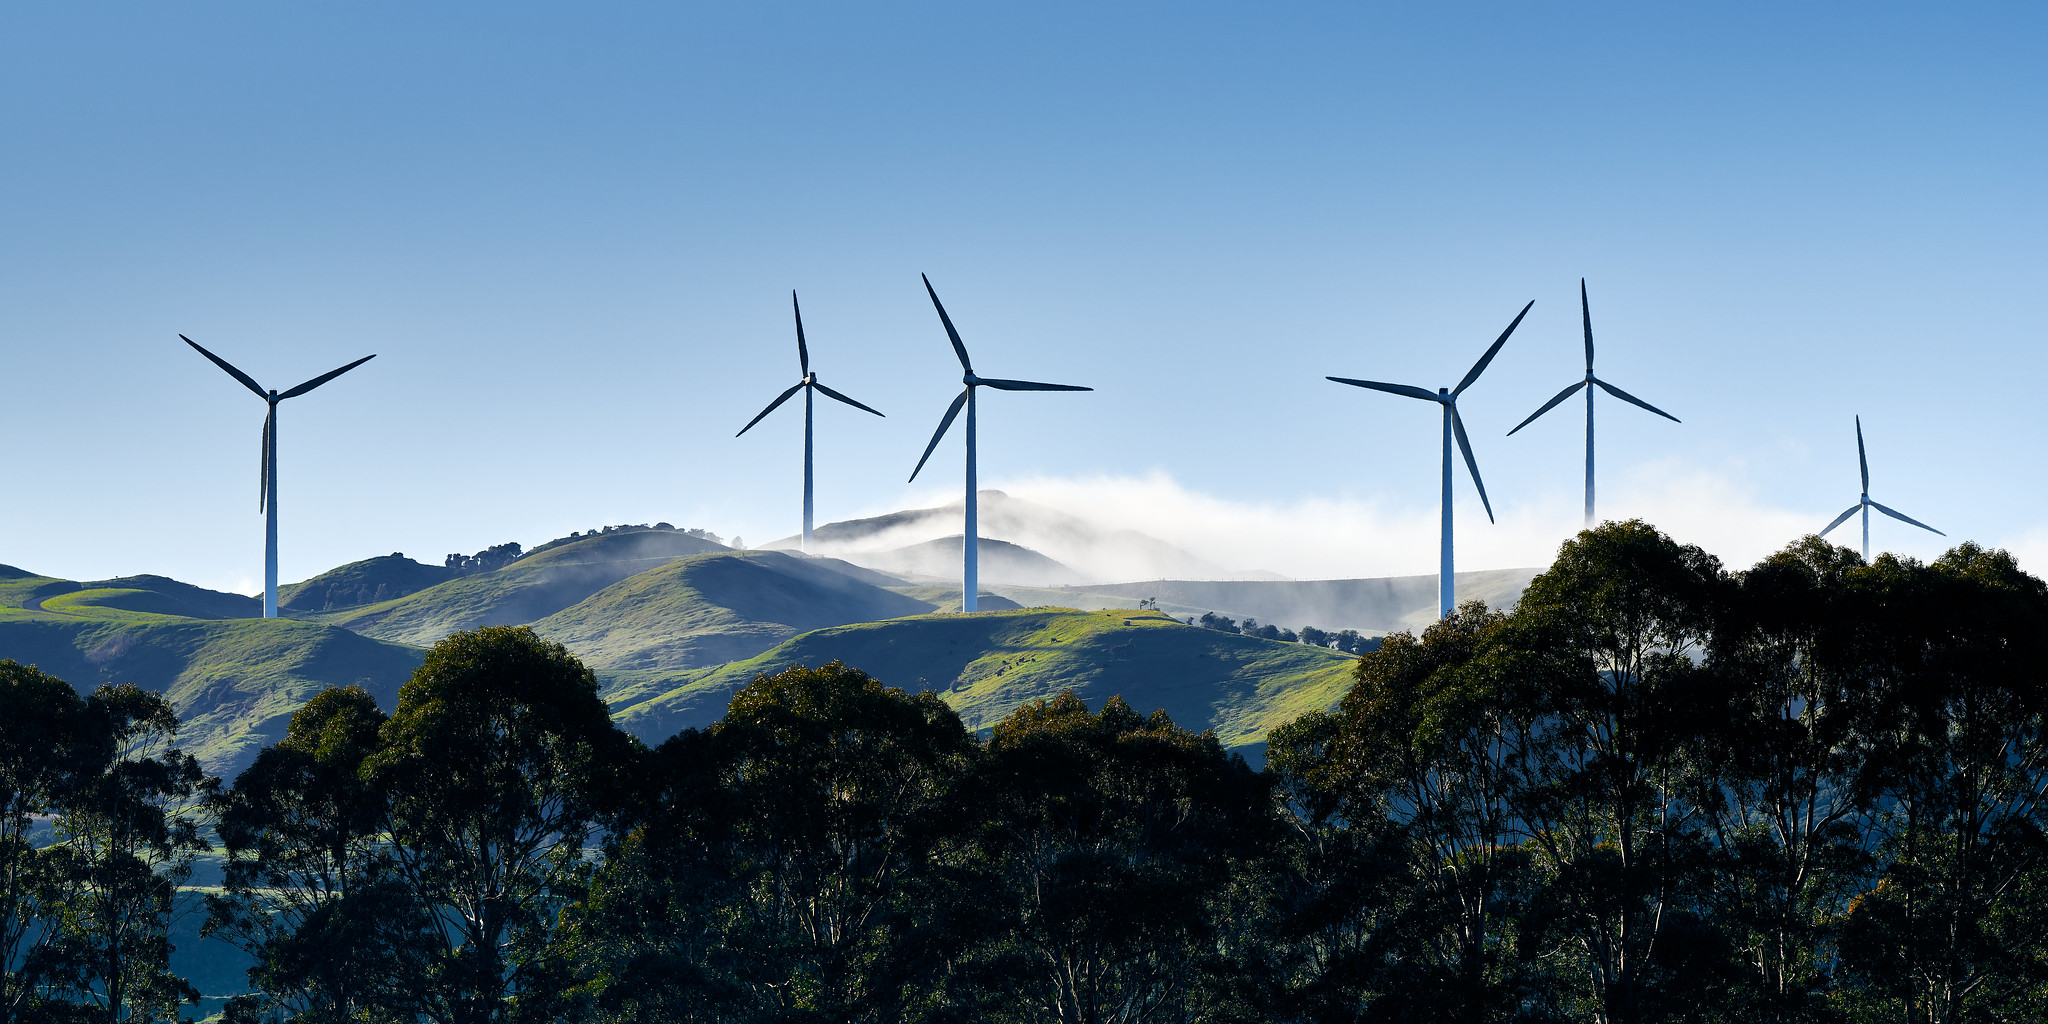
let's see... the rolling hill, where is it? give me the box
[0,565,423,779]
[322,529,731,645]
[280,552,458,612]
[607,607,1360,756]
[530,549,938,671]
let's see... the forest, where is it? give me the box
[3,520,2045,1023]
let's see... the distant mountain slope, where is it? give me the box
[846,535,1084,587]
[773,490,1282,582]
[281,553,455,612]
[607,608,1356,754]
[531,550,936,672]
[328,530,729,646]
[990,568,1542,635]
[0,566,422,779]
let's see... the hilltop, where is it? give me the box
[607,607,1362,756]
[317,528,731,645]
[530,549,937,671]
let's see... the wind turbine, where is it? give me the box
[1506,280,1679,528]
[1329,300,1532,619]
[1819,415,1943,561]
[735,291,885,552]
[181,335,375,619]
[908,275,1090,612]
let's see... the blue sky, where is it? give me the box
[2,3,2043,589]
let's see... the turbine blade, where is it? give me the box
[259,407,272,513]
[1856,416,1869,494]
[1327,377,1440,402]
[1506,380,1588,436]
[1454,299,1534,397]
[1450,405,1494,523]
[735,383,805,437]
[1869,499,1944,537]
[909,389,970,482]
[814,381,884,416]
[1581,278,1594,373]
[278,354,376,399]
[921,274,973,374]
[974,377,1091,392]
[793,290,810,375]
[1592,379,1680,423]
[181,335,268,399]
[1818,503,1861,538]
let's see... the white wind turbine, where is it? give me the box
[1329,300,1532,618]
[908,275,1090,612]
[181,335,375,618]
[1506,279,1679,528]
[1820,415,1943,561]
[735,291,884,552]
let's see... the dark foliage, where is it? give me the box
[10,521,2048,1022]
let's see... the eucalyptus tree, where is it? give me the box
[1505,520,1732,1021]
[1835,545,2048,1023]
[959,693,1274,1024]
[364,626,636,1024]
[0,662,89,1024]
[207,685,432,1024]
[43,683,215,1023]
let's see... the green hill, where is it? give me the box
[280,553,457,612]
[326,530,730,646]
[0,565,422,779]
[606,608,1358,754]
[532,550,937,672]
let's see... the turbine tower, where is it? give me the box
[1329,300,1532,619]
[181,335,375,619]
[1506,280,1679,528]
[1819,415,1943,561]
[909,275,1090,612]
[735,291,885,552]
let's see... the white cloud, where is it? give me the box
[988,458,1907,581]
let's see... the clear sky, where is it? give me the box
[3,3,2043,591]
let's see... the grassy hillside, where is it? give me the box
[0,566,422,779]
[607,608,1358,754]
[281,552,456,612]
[532,550,936,671]
[326,530,729,646]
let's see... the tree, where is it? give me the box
[363,626,636,1024]
[716,661,978,1020]
[1694,537,1887,1021]
[207,685,433,1024]
[0,661,90,1024]
[41,683,216,1023]
[1507,520,1733,1021]
[1331,602,1539,1020]
[1834,545,2048,1023]
[958,692,1275,1023]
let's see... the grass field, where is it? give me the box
[607,607,1359,755]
